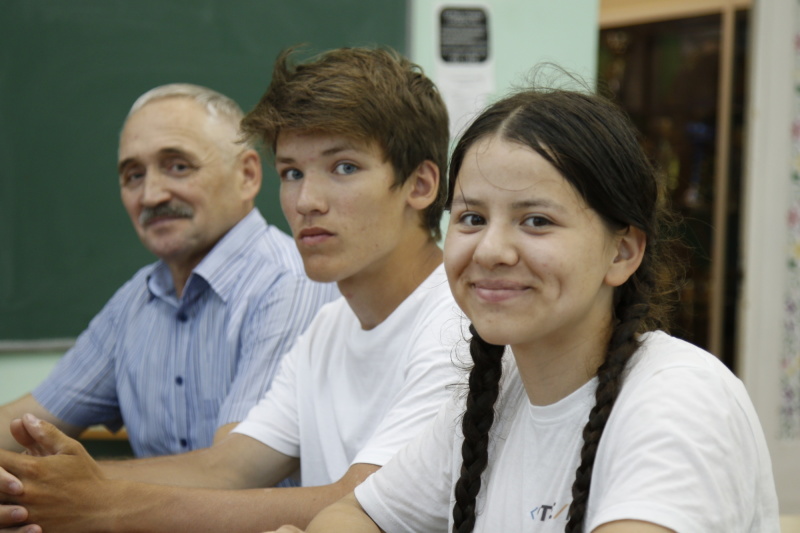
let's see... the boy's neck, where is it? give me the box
[339,238,443,330]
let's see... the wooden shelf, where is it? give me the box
[600,0,751,29]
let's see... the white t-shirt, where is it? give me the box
[233,265,465,487]
[356,331,779,532]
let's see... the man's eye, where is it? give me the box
[121,169,144,185]
[165,160,194,175]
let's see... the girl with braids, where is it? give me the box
[268,87,779,532]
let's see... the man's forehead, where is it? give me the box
[125,96,208,123]
[119,100,236,159]
[117,146,195,171]
[121,97,241,140]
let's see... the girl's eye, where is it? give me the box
[281,168,304,181]
[458,212,486,227]
[333,162,358,175]
[522,215,551,228]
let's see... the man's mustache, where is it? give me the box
[139,202,194,225]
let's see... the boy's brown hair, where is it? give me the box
[241,47,450,239]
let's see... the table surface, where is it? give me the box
[79,426,128,441]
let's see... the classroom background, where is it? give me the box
[1,0,797,521]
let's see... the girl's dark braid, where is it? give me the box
[564,274,653,532]
[452,324,505,533]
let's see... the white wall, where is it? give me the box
[408,0,599,133]
[739,0,800,514]
[0,352,62,403]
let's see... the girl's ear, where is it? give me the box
[406,160,440,211]
[604,226,646,287]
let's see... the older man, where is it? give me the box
[0,84,338,457]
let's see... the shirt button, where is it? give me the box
[177,311,188,322]
[180,438,188,448]
[175,376,183,386]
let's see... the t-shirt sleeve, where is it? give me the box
[356,398,457,533]
[587,358,776,533]
[351,292,467,468]
[215,275,333,429]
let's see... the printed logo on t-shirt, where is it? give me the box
[530,502,569,524]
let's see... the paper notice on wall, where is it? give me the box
[434,4,495,140]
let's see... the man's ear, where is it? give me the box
[604,226,646,287]
[238,148,263,202]
[406,160,440,211]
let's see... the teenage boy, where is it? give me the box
[0,47,462,532]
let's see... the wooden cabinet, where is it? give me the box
[598,0,750,368]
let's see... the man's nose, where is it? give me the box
[140,170,171,206]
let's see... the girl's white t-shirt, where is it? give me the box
[356,331,779,533]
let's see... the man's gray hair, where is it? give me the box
[128,83,252,147]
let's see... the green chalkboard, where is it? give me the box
[0,0,406,340]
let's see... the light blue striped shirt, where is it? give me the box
[33,208,339,457]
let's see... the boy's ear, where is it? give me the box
[406,160,440,211]
[604,226,646,287]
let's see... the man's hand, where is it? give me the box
[0,414,111,532]
[8,421,33,456]
[0,472,28,531]
[0,504,33,532]
[0,415,39,531]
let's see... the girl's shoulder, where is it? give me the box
[627,330,736,384]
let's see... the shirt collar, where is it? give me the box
[146,208,267,305]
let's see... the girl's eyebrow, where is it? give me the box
[511,199,563,211]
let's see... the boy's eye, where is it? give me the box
[281,168,304,181]
[333,162,358,175]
